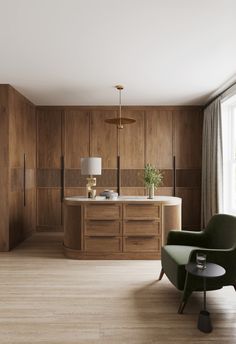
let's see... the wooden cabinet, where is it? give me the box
[63,197,181,259]
[0,85,36,251]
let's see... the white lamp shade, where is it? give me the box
[81,157,102,175]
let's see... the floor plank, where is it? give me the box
[0,233,235,344]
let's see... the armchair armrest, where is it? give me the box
[188,247,236,268]
[167,230,206,247]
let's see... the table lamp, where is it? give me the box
[81,157,102,198]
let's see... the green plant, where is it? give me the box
[144,164,163,189]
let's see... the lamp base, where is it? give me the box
[86,177,96,199]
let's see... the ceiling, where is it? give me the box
[0,0,236,106]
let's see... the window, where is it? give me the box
[222,95,236,215]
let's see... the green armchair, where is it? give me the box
[159,214,236,313]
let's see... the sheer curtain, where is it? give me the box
[201,99,223,228]
[221,85,236,215]
[201,83,236,228]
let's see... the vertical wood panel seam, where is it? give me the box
[89,111,91,156]
[144,111,147,166]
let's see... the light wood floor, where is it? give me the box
[0,233,236,344]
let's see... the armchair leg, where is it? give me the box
[178,300,187,314]
[178,290,192,314]
[158,268,164,281]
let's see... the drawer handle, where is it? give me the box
[87,220,118,222]
[125,220,157,223]
[87,236,117,238]
[127,204,155,206]
[89,203,118,206]
[126,236,156,239]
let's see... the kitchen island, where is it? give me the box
[63,196,181,259]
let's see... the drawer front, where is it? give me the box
[85,237,122,252]
[124,236,160,252]
[85,220,121,236]
[124,220,160,236]
[124,204,160,219]
[84,204,122,220]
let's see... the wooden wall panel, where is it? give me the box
[64,109,90,168]
[35,106,203,232]
[146,109,173,169]
[24,101,36,169]
[9,88,24,168]
[176,188,201,230]
[37,189,62,227]
[37,109,62,168]
[173,109,203,169]
[119,110,145,169]
[90,110,118,168]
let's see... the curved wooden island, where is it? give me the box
[63,196,181,259]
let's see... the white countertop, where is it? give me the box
[64,195,181,205]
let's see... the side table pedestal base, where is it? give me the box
[197,310,212,333]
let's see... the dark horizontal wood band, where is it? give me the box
[37,168,201,188]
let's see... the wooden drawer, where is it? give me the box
[85,220,121,236]
[124,203,160,220]
[85,237,122,252]
[84,203,122,220]
[123,236,160,252]
[124,220,160,236]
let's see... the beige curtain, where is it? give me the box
[201,98,223,228]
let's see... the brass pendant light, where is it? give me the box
[105,85,136,129]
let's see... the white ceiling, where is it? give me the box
[0,0,236,106]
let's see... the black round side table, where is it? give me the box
[185,262,226,333]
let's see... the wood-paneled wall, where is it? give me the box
[36,106,203,231]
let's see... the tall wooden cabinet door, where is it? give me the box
[24,102,36,169]
[119,110,145,169]
[90,110,118,169]
[37,109,62,168]
[9,191,24,249]
[8,88,24,168]
[146,109,173,169]
[36,108,63,231]
[173,109,203,169]
[23,102,36,234]
[64,109,90,169]
[173,108,203,229]
[37,189,62,229]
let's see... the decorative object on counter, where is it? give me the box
[100,190,118,200]
[81,157,102,198]
[105,85,136,129]
[144,164,163,199]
